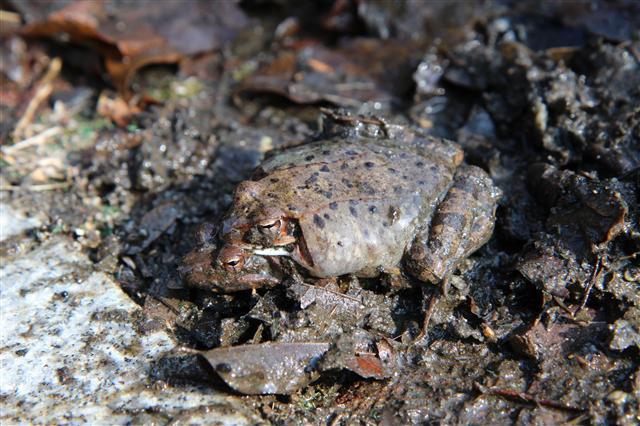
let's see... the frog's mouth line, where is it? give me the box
[253,247,289,256]
[250,221,315,270]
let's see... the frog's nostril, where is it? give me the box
[196,222,217,245]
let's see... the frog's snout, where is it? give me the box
[179,246,216,289]
[180,242,281,292]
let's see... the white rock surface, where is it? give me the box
[0,237,262,425]
[0,203,42,242]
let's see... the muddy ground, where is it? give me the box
[1,1,639,425]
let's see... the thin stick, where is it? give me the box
[0,10,21,25]
[2,126,62,155]
[12,57,62,141]
[0,182,70,192]
[475,383,585,414]
[576,256,602,315]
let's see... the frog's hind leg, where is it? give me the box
[405,165,501,295]
[406,165,500,342]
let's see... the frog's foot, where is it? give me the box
[404,165,501,291]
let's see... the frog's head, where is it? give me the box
[180,242,282,292]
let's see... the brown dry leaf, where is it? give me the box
[508,307,608,363]
[16,0,248,97]
[528,164,628,247]
[237,38,422,107]
[126,201,181,255]
[201,342,330,395]
[96,92,141,127]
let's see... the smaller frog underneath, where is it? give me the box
[181,112,501,303]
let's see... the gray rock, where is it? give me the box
[0,237,262,425]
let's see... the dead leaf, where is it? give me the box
[96,92,141,127]
[237,38,422,107]
[16,0,248,97]
[201,342,330,394]
[126,201,180,255]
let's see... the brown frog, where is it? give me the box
[181,113,501,296]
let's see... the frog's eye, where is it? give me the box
[259,219,280,231]
[218,246,246,272]
[223,255,244,272]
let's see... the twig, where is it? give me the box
[576,256,602,315]
[0,10,21,25]
[475,382,585,414]
[0,182,70,192]
[617,251,638,261]
[2,126,62,156]
[12,57,62,141]
[552,295,574,317]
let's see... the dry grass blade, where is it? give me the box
[12,57,62,141]
[0,182,71,192]
[2,126,62,156]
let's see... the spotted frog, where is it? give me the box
[181,114,501,293]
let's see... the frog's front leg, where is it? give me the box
[404,165,501,294]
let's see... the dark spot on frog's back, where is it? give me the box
[313,214,325,229]
[362,183,376,195]
[349,206,358,217]
[320,165,330,172]
[216,363,232,373]
[305,155,315,161]
[369,205,378,213]
[329,202,338,210]
[364,161,375,169]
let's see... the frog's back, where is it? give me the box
[246,138,459,277]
